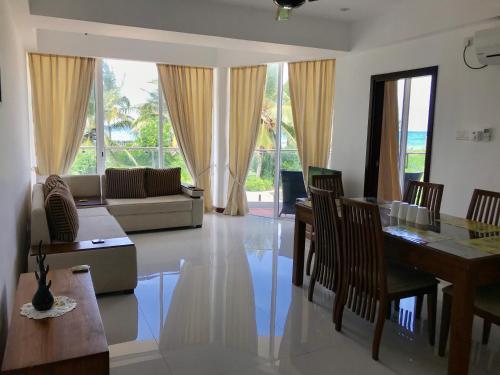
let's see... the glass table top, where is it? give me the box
[298,197,500,260]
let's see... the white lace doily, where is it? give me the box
[20,296,77,319]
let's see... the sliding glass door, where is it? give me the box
[246,64,279,215]
[397,75,433,191]
[364,67,438,198]
[246,63,300,218]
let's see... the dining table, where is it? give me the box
[292,198,500,375]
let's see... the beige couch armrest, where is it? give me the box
[31,184,51,246]
[181,184,204,198]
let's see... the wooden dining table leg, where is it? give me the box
[293,216,306,286]
[447,271,477,375]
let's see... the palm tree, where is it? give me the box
[102,62,133,140]
[255,80,296,178]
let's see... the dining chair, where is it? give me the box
[279,170,308,216]
[400,180,444,318]
[306,174,344,277]
[403,180,444,212]
[438,189,500,356]
[466,189,500,226]
[334,198,438,360]
[308,186,342,302]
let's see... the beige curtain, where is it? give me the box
[224,65,267,216]
[157,64,214,212]
[29,53,95,175]
[378,80,401,201]
[288,59,336,187]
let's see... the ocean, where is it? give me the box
[407,131,427,150]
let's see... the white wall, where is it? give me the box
[351,0,500,50]
[331,20,500,216]
[0,0,32,362]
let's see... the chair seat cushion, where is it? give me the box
[106,195,193,216]
[443,284,500,317]
[387,262,438,295]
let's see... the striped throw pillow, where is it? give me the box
[45,186,79,242]
[145,168,182,197]
[43,174,70,198]
[105,168,147,199]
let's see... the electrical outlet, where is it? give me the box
[472,130,483,142]
[456,130,470,141]
[483,128,493,142]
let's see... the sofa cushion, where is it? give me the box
[106,195,193,216]
[45,186,79,242]
[43,174,69,198]
[105,168,147,199]
[145,167,182,197]
[77,207,110,218]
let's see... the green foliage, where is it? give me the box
[405,151,426,173]
[71,61,192,183]
[281,151,301,171]
[70,146,96,175]
[246,175,274,192]
[72,62,301,189]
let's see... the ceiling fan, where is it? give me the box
[274,0,319,21]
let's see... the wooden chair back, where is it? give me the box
[310,186,341,291]
[403,181,444,212]
[339,198,386,323]
[467,189,500,226]
[312,174,344,197]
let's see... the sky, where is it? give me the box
[106,58,158,107]
[104,57,431,135]
[397,75,432,132]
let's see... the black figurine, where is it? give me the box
[32,241,54,311]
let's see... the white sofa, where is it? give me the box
[30,173,204,294]
[30,182,138,294]
[101,174,204,232]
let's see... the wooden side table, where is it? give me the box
[1,269,109,375]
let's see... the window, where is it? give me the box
[103,59,159,169]
[71,58,191,183]
[70,88,96,174]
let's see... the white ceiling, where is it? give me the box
[212,0,400,21]
[10,0,500,62]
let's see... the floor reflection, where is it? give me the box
[96,214,500,375]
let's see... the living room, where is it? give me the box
[1,1,500,375]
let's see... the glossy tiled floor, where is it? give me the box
[97,214,500,375]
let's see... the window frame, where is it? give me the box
[363,66,438,198]
[73,57,185,176]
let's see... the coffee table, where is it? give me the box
[1,269,109,375]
